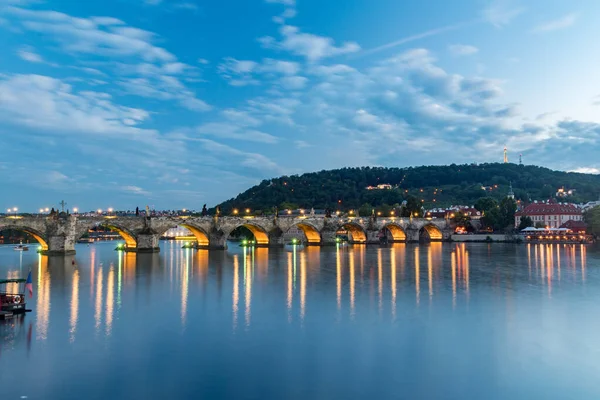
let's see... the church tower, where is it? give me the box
[507,181,515,200]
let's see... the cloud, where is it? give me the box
[448,44,479,56]
[0,74,152,136]
[265,0,295,5]
[196,139,283,173]
[2,6,210,111]
[569,167,600,174]
[259,25,360,62]
[482,0,525,27]
[361,23,466,57]
[279,75,307,90]
[217,57,301,86]
[17,46,43,62]
[121,185,150,195]
[532,13,577,33]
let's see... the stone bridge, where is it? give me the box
[0,215,453,255]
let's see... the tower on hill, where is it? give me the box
[504,146,508,163]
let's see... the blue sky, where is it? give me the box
[1,0,600,212]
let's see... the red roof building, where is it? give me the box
[559,220,587,233]
[514,202,582,228]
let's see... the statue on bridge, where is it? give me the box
[135,206,139,217]
[201,204,208,216]
[215,206,221,217]
[310,207,315,216]
[325,208,332,218]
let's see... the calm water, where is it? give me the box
[1,241,600,399]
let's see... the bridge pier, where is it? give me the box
[43,234,76,256]
[133,233,161,253]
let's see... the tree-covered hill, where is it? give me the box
[215,163,600,213]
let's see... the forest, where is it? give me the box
[215,163,600,214]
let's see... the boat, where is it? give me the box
[13,243,29,251]
[285,238,304,247]
[0,278,28,319]
[239,239,256,247]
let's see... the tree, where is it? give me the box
[404,195,422,217]
[535,222,545,228]
[481,207,501,230]
[584,206,600,238]
[358,203,373,217]
[475,197,498,213]
[518,215,533,230]
[498,197,517,230]
[451,211,471,227]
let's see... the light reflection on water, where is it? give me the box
[0,241,599,399]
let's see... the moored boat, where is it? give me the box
[13,244,29,251]
[0,278,28,319]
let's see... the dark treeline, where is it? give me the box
[215,163,600,213]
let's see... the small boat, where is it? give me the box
[0,278,28,319]
[239,239,256,247]
[181,242,196,249]
[285,238,304,246]
[13,244,29,251]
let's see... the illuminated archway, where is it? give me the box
[228,223,269,245]
[293,222,321,244]
[0,225,49,251]
[383,224,407,242]
[101,224,137,248]
[179,224,210,246]
[420,224,443,241]
[339,223,367,243]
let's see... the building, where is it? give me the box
[365,184,393,190]
[514,201,583,228]
[559,220,587,234]
[426,206,482,220]
[556,187,575,198]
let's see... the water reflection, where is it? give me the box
[0,241,596,398]
[69,269,79,342]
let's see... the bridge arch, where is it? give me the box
[288,221,321,244]
[419,224,443,241]
[168,223,210,247]
[336,222,367,243]
[94,222,138,248]
[0,224,49,251]
[382,223,407,242]
[226,222,270,245]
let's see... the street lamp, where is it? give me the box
[45,208,49,213]
[97,209,103,214]
[12,207,17,216]
[245,208,250,214]
[233,209,239,215]
[108,208,113,214]
[73,207,78,214]
[39,208,44,214]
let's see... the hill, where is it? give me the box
[216,163,600,213]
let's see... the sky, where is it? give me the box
[1,0,600,212]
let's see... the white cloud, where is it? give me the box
[259,25,360,62]
[17,46,43,62]
[0,74,152,135]
[482,1,525,27]
[569,167,600,174]
[294,140,310,149]
[122,185,150,195]
[279,75,307,90]
[448,44,479,56]
[361,23,465,57]
[2,6,210,112]
[532,13,577,33]
[196,122,278,144]
[265,0,295,5]
[218,57,301,86]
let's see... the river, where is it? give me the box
[0,241,599,399]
